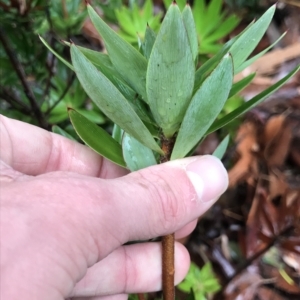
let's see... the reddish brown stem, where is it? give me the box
[137,293,145,300]
[162,233,175,300]
[160,135,176,300]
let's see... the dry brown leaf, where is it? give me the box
[282,251,300,273]
[194,132,219,155]
[256,286,286,300]
[229,122,259,187]
[224,268,266,300]
[246,187,269,257]
[263,115,292,167]
[235,43,300,82]
[281,0,300,7]
[290,142,300,166]
[268,173,289,202]
[286,190,299,207]
[262,262,300,294]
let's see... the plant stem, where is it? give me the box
[0,27,49,129]
[162,233,175,300]
[160,135,176,300]
[45,73,75,115]
[137,293,145,300]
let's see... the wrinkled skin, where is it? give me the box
[0,115,228,300]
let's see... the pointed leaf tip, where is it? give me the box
[171,54,233,159]
[87,4,148,100]
[147,1,195,137]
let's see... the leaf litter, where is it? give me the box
[184,8,300,299]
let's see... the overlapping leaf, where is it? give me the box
[39,36,73,70]
[71,45,162,154]
[213,135,230,159]
[229,5,276,70]
[172,54,233,159]
[228,73,256,98]
[122,133,157,171]
[87,4,148,101]
[141,26,157,60]
[69,109,126,167]
[42,38,151,122]
[207,65,300,134]
[193,38,236,93]
[182,4,198,61]
[52,125,77,141]
[147,3,195,138]
[235,32,286,74]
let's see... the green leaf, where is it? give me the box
[39,36,74,70]
[194,16,255,88]
[143,0,153,21]
[52,125,77,141]
[112,124,123,144]
[131,3,143,31]
[201,0,223,38]
[182,4,198,62]
[148,14,162,32]
[202,278,221,291]
[76,109,106,124]
[229,5,276,69]
[71,45,162,154]
[172,54,233,160]
[164,0,186,11]
[204,14,240,44]
[208,65,300,134]
[228,73,256,98]
[115,6,138,37]
[141,26,157,60]
[67,43,114,70]
[87,4,148,101]
[199,42,222,55]
[193,0,206,35]
[64,42,154,123]
[48,112,69,124]
[77,49,152,123]
[194,38,236,93]
[213,135,229,159]
[147,3,195,138]
[69,109,126,167]
[186,289,196,300]
[177,280,194,293]
[235,32,286,74]
[122,132,157,171]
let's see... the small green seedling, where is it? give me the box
[115,0,162,46]
[41,2,300,299]
[178,262,221,300]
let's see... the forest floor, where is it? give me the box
[182,4,300,299]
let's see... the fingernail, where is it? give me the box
[186,155,228,202]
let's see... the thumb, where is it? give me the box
[101,155,228,247]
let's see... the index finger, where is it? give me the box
[0,115,127,178]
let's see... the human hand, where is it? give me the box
[0,115,228,300]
